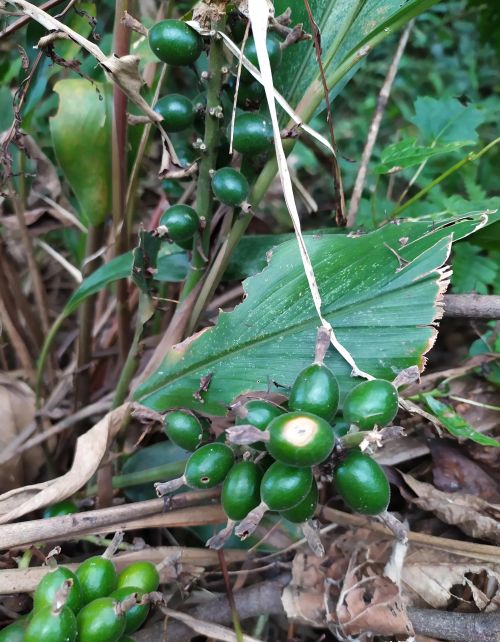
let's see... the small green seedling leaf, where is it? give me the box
[423,394,500,447]
[375,137,471,174]
[410,97,486,145]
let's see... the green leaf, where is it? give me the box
[410,97,486,145]
[375,137,471,174]
[120,442,189,502]
[0,86,14,132]
[273,0,439,120]
[63,252,132,316]
[155,251,190,282]
[469,325,500,388]
[50,79,112,226]
[451,242,498,294]
[423,395,500,447]
[133,227,450,415]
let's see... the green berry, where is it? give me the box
[237,79,265,109]
[343,379,398,430]
[221,461,263,521]
[280,481,318,523]
[117,562,160,594]
[233,113,273,155]
[332,420,350,437]
[0,618,28,642]
[289,363,339,421]
[77,597,125,642]
[43,500,78,518]
[76,557,117,605]
[185,443,234,489]
[148,20,203,66]
[212,167,249,207]
[163,410,204,451]
[159,205,198,243]
[33,567,83,614]
[334,450,390,515]
[236,399,284,451]
[154,94,195,132]
[25,605,77,642]
[228,10,248,43]
[266,411,335,467]
[261,462,312,511]
[110,587,149,635]
[241,34,282,82]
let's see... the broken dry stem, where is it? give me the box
[235,502,268,540]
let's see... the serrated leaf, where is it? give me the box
[451,242,498,294]
[410,97,485,145]
[50,79,112,226]
[273,0,438,121]
[423,395,500,447]
[375,137,471,174]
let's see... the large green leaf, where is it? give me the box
[375,138,472,175]
[410,97,486,145]
[50,79,112,226]
[273,0,439,120]
[134,214,496,415]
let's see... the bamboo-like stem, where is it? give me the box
[112,0,131,364]
[181,20,226,299]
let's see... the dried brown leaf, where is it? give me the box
[402,548,500,610]
[0,374,41,493]
[0,403,130,524]
[401,472,500,543]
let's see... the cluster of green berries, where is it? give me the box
[0,557,160,642]
[147,17,283,246]
[158,353,399,549]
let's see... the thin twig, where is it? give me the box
[444,294,500,319]
[303,0,346,226]
[347,20,414,227]
[0,0,66,38]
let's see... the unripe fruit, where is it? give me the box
[33,567,83,614]
[77,597,125,642]
[221,461,263,521]
[266,411,335,467]
[110,587,149,635]
[159,205,199,243]
[185,443,234,489]
[148,20,203,66]
[212,167,249,207]
[233,113,273,155]
[154,94,195,132]
[280,481,318,523]
[236,399,284,450]
[76,557,117,605]
[343,379,398,430]
[261,462,312,511]
[289,363,339,421]
[241,34,282,82]
[43,500,78,518]
[163,410,204,451]
[334,450,390,515]
[117,562,160,594]
[0,618,28,642]
[25,605,77,642]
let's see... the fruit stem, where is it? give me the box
[206,519,236,550]
[226,425,270,445]
[102,530,124,560]
[314,326,331,364]
[154,475,186,497]
[115,594,139,617]
[234,502,268,540]
[181,18,227,300]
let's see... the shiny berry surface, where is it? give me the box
[260,461,313,511]
[159,205,198,243]
[110,587,149,635]
[76,557,117,605]
[25,605,77,642]
[289,363,339,421]
[77,597,125,642]
[154,94,195,132]
[43,500,78,519]
[334,450,390,515]
[343,379,398,430]
[33,567,83,614]
[280,481,318,523]
[148,20,203,66]
[117,562,160,594]
[212,168,249,207]
[221,461,263,521]
[185,443,235,489]
[233,113,273,155]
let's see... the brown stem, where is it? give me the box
[0,0,67,38]
[314,326,331,364]
[155,476,186,497]
[303,0,346,226]
[206,519,236,551]
[346,21,414,227]
[234,502,268,540]
[225,425,269,445]
[443,294,500,319]
[111,0,131,365]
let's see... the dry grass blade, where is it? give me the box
[0,403,130,524]
[161,606,265,642]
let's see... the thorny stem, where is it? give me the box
[181,19,226,300]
